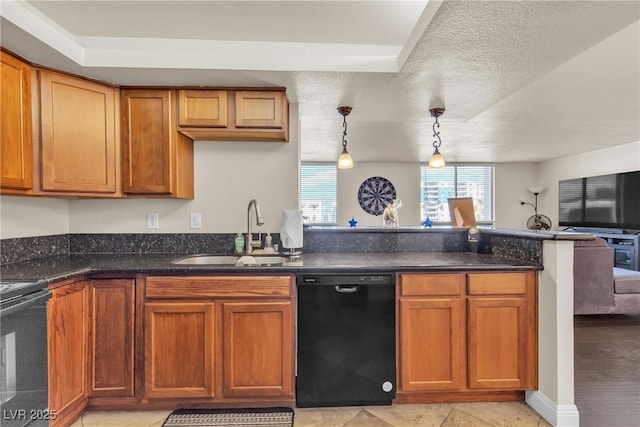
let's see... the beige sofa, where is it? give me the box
[573,238,640,314]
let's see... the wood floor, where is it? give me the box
[574,314,640,427]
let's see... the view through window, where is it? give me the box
[420,165,494,224]
[300,163,337,224]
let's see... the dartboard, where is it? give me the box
[357,176,396,216]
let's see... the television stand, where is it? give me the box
[578,230,640,271]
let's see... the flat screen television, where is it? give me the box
[558,170,640,231]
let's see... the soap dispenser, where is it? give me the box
[264,232,274,253]
[234,232,245,254]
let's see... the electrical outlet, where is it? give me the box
[147,212,159,229]
[190,212,202,229]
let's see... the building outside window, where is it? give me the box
[300,163,337,224]
[420,164,494,225]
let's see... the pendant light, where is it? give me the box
[337,106,353,169]
[428,107,446,168]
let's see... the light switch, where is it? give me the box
[190,212,202,229]
[147,212,159,229]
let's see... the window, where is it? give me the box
[420,164,494,224]
[300,163,337,224]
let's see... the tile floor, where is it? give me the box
[70,401,551,427]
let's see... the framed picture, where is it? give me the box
[448,197,476,227]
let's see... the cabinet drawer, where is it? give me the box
[467,272,528,295]
[146,276,292,298]
[400,273,464,296]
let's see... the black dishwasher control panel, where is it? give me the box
[297,273,395,286]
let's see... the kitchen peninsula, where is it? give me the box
[0,227,591,427]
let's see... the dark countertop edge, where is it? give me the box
[478,228,595,241]
[41,265,542,285]
[1,252,543,286]
[304,225,595,241]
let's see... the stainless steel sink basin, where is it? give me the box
[172,254,290,266]
[173,255,240,265]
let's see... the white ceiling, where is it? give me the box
[1,0,639,164]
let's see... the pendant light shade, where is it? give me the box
[337,106,353,169]
[428,146,445,168]
[338,147,353,169]
[428,107,446,168]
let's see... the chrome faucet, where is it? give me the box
[246,199,264,254]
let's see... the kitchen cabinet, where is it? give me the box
[397,270,537,401]
[48,281,88,426]
[222,301,293,398]
[398,273,466,392]
[143,275,294,402]
[177,88,289,142]
[89,279,135,398]
[145,302,215,398]
[178,90,227,127]
[121,89,194,198]
[39,70,120,196]
[467,272,537,390]
[0,51,33,193]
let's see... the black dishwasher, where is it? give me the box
[296,273,396,408]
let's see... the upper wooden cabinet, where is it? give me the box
[0,51,33,193]
[177,88,289,142]
[178,90,227,127]
[38,70,121,195]
[121,89,194,198]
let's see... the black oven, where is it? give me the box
[1,282,50,427]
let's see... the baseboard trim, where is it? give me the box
[526,390,579,427]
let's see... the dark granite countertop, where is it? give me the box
[0,251,542,285]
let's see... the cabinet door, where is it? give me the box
[0,51,32,191]
[89,279,134,397]
[222,301,294,398]
[467,271,537,390]
[178,90,227,127]
[467,296,528,389]
[121,89,194,198]
[235,90,285,129]
[49,283,88,419]
[39,71,119,194]
[398,297,465,391]
[145,302,214,398]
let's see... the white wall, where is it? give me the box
[0,196,69,239]
[494,163,540,230]
[539,141,640,229]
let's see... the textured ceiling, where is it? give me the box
[1,0,638,164]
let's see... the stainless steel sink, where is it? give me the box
[172,255,240,265]
[172,254,290,266]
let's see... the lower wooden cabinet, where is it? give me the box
[143,275,295,403]
[89,279,135,397]
[398,273,466,392]
[397,271,537,400]
[222,301,293,398]
[467,272,537,391]
[48,281,88,426]
[145,302,215,398]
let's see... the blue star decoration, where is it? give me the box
[423,217,433,228]
[348,217,358,227]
